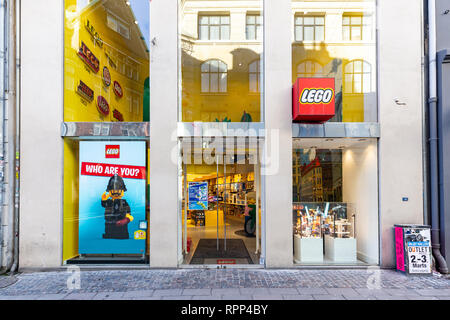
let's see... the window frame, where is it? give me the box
[249,60,261,93]
[246,14,263,41]
[294,14,325,42]
[342,13,373,41]
[343,59,372,94]
[200,59,228,93]
[198,15,230,41]
[296,60,324,79]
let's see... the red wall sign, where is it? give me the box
[78,41,100,73]
[97,96,110,116]
[293,78,335,123]
[103,66,111,87]
[76,80,94,102]
[113,109,124,122]
[113,81,123,98]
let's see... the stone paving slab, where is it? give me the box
[93,292,126,300]
[122,290,154,298]
[326,288,359,296]
[211,288,240,296]
[182,288,211,296]
[37,293,68,300]
[282,294,314,300]
[0,269,448,300]
[253,294,283,300]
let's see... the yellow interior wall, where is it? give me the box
[63,139,79,261]
[63,1,150,261]
[64,0,149,122]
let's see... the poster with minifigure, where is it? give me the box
[78,141,147,254]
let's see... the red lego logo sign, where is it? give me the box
[105,145,120,159]
[293,78,335,122]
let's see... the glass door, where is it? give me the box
[179,137,262,266]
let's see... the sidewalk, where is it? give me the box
[0,268,449,300]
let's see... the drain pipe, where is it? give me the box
[0,0,14,275]
[427,0,448,274]
[0,0,6,272]
[9,0,19,273]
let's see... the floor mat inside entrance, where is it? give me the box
[190,239,253,264]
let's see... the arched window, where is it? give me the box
[344,60,371,94]
[201,60,227,93]
[249,60,261,93]
[296,60,323,78]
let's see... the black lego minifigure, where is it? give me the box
[101,174,134,239]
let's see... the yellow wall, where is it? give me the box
[181,50,262,123]
[64,0,149,122]
[63,139,79,261]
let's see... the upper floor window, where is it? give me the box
[342,14,373,41]
[201,60,228,93]
[296,60,323,78]
[246,14,262,41]
[294,15,325,42]
[107,13,130,40]
[198,15,230,40]
[344,60,371,94]
[249,60,261,92]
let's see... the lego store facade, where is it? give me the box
[17,0,426,269]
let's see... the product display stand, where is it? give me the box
[324,234,357,263]
[293,234,323,263]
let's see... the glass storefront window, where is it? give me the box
[292,138,379,265]
[179,0,264,123]
[64,0,149,122]
[63,139,150,265]
[292,0,377,122]
[63,0,150,265]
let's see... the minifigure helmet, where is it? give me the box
[106,174,127,192]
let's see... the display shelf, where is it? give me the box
[324,235,357,263]
[294,235,324,263]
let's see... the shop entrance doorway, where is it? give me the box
[179,138,263,266]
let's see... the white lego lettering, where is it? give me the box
[300,88,333,104]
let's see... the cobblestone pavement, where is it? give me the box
[0,268,449,300]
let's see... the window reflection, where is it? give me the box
[64,0,149,122]
[180,0,263,123]
[292,0,377,123]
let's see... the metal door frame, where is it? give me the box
[178,136,265,268]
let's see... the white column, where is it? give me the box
[149,0,179,268]
[378,0,425,267]
[264,0,293,268]
[19,0,64,268]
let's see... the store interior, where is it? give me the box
[292,138,379,266]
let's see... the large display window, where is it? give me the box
[63,139,150,264]
[292,0,377,122]
[292,138,379,265]
[179,0,264,123]
[63,0,150,264]
[64,0,149,122]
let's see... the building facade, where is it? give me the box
[0,0,430,270]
